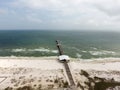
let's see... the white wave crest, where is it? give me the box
[28,48,50,52]
[89,50,116,56]
[82,51,87,53]
[76,53,82,58]
[12,48,58,53]
[51,50,58,53]
[12,49,26,52]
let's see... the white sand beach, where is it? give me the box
[0,57,120,90]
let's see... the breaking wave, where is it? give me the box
[89,50,116,56]
[12,48,58,54]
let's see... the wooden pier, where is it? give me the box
[56,40,63,55]
[64,61,75,86]
[56,40,75,87]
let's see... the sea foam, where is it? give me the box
[12,48,58,54]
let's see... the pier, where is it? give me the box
[56,40,76,89]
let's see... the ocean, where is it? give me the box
[0,30,120,59]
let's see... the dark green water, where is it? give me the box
[0,30,120,59]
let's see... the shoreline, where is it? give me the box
[1,56,120,60]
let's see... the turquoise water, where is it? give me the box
[0,30,120,59]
